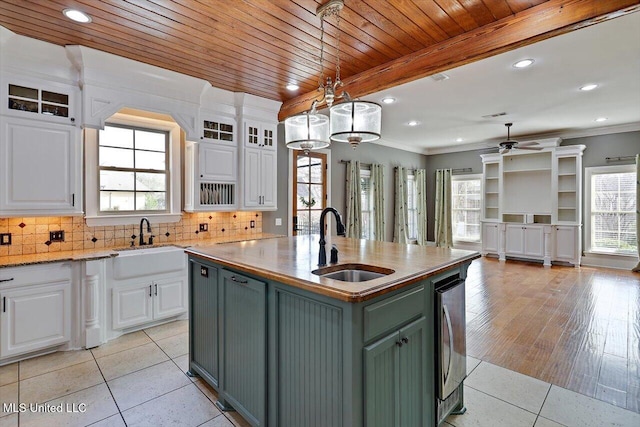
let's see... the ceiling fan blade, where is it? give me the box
[517,141,540,147]
[499,147,510,154]
[516,146,543,151]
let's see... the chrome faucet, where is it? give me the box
[139,217,153,246]
[318,207,346,267]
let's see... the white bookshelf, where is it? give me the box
[480,140,586,266]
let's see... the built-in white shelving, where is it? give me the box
[480,141,586,266]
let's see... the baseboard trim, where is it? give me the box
[581,253,638,270]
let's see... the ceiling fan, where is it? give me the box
[496,123,542,154]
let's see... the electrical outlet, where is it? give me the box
[250,220,255,229]
[49,230,65,242]
[0,233,11,245]
[275,218,282,226]
[199,223,208,232]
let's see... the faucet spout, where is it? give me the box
[139,217,152,246]
[318,207,346,267]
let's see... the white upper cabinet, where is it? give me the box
[244,120,276,150]
[2,79,79,126]
[241,120,277,210]
[0,116,82,216]
[200,113,236,146]
[184,112,238,212]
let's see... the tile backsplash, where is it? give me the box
[0,211,262,256]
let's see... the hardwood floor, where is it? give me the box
[465,257,640,413]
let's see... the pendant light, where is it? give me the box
[284,101,330,154]
[284,0,382,153]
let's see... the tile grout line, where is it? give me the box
[464,384,542,418]
[532,383,557,427]
[89,349,128,427]
[18,351,94,382]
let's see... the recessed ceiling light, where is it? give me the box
[63,9,92,23]
[595,117,608,122]
[381,97,396,104]
[407,120,419,127]
[455,138,464,142]
[513,59,534,69]
[580,84,598,91]
[285,83,299,91]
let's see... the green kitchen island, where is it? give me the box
[186,235,480,427]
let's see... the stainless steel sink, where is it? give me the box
[312,264,394,282]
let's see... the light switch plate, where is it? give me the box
[275,218,282,226]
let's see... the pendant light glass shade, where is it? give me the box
[329,100,382,148]
[284,110,330,153]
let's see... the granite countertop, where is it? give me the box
[0,233,282,268]
[186,235,481,302]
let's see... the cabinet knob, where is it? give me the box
[395,340,403,347]
[401,337,409,344]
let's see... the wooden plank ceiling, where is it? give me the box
[0,0,638,121]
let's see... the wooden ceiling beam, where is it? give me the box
[278,0,640,121]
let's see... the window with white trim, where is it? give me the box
[360,169,373,240]
[84,111,182,226]
[407,174,417,241]
[586,165,637,255]
[451,174,482,242]
[98,124,169,213]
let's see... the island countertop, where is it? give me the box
[186,235,481,302]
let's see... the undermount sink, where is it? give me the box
[113,245,185,280]
[312,264,395,282]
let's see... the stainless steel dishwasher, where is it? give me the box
[435,274,467,423]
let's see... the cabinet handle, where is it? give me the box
[230,276,248,284]
[0,278,14,283]
[72,193,75,207]
[2,296,5,313]
[155,283,158,296]
[401,337,409,344]
[149,285,152,297]
[395,340,403,347]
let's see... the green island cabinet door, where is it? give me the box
[219,269,267,426]
[189,260,219,388]
[365,317,428,427]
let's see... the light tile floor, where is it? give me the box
[1,320,639,426]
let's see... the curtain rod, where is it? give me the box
[340,161,472,174]
[606,156,636,161]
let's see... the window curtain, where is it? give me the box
[434,168,453,248]
[634,154,640,272]
[345,160,362,238]
[415,169,428,245]
[393,167,409,243]
[370,164,385,241]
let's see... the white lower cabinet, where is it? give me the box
[0,264,72,358]
[481,222,499,255]
[112,276,186,330]
[554,225,581,266]
[505,225,544,258]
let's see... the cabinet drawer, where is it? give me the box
[364,286,424,342]
[0,263,71,289]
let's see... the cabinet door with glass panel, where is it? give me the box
[293,151,327,235]
[98,124,169,213]
[3,80,77,125]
